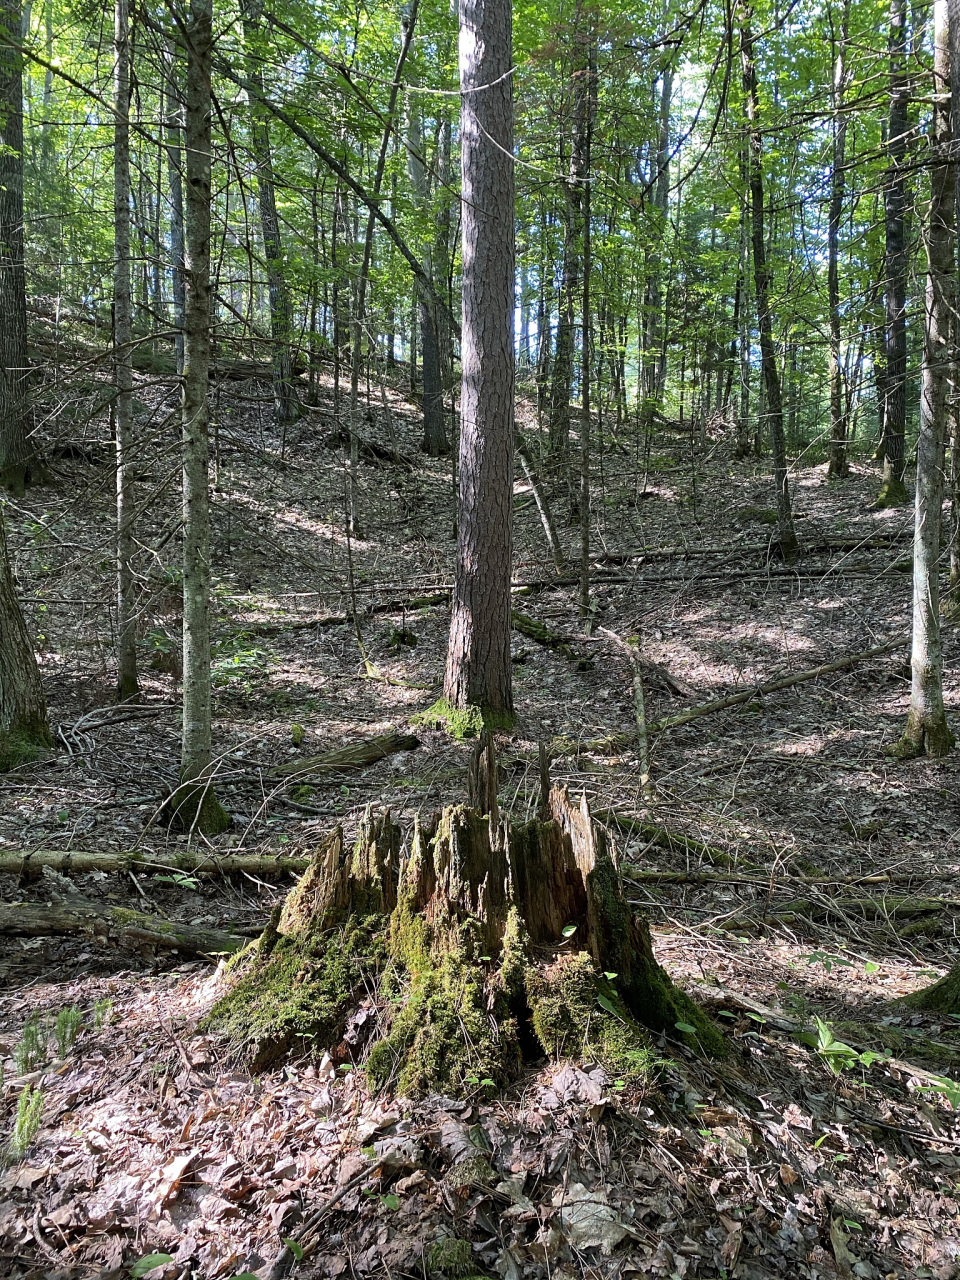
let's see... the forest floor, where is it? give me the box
[1,351,959,1280]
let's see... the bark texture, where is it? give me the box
[0,898,246,956]
[172,0,229,832]
[443,0,515,723]
[893,0,956,760]
[0,513,50,768]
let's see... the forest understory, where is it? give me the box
[1,355,959,1280]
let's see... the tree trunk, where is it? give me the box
[114,0,140,704]
[441,0,515,728]
[878,0,911,507]
[167,0,229,833]
[164,39,186,373]
[738,2,798,558]
[578,34,596,617]
[0,0,35,494]
[206,763,722,1087]
[827,1,851,479]
[891,0,956,759]
[243,0,301,427]
[0,513,50,769]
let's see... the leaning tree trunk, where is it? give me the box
[440,0,515,729]
[891,0,956,760]
[738,1,799,559]
[206,749,722,1090]
[0,513,51,768]
[878,0,910,507]
[166,0,229,833]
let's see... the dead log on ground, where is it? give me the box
[268,727,419,780]
[0,850,313,877]
[0,899,246,955]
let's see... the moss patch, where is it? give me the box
[205,916,387,1069]
[161,780,231,835]
[413,698,515,740]
[428,1238,475,1276]
[0,726,50,771]
[527,953,658,1083]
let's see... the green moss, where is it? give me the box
[205,916,387,1069]
[428,1238,475,1277]
[526,953,658,1083]
[875,476,909,509]
[413,698,515,740]
[737,506,779,524]
[0,726,51,771]
[887,713,955,760]
[161,780,231,835]
[499,907,528,1000]
[367,946,521,1096]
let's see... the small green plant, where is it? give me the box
[915,1072,960,1110]
[10,1084,43,1157]
[801,1018,890,1076]
[155,870,201,890]
[212,630,273,687]
[54,1005,83,1057]
[130,1254,173,1278]
[94,999,113,1028]
[13,1016,46,1074]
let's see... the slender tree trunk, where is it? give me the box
[878,0,911,507]
[827,2,851,478]
[949,0,960,609]
[0,513,50,768]
[165,37,186,374]
[242,0,300,426]
[442,0,514,726]
[639,66,673,440]
[0,0,34,494]
[738,1,798,558]
[114,0,139,703]
[578,38,596,618]
[169,0,229,832]
[892,0,955,759]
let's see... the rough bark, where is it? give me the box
[738,2,798,559]
[878,0,910,508]
[0,0,34,494]
[114,0,140,704]
[0,513,50,768]
[892,0,956,760]
[169,0,229,833]
[442,0,515,725]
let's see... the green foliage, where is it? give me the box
[130,1255,174,1278]
[94,999,114,1028]
[10,1085,44,1158]
[799,1018,891,1077]
[14,1016,46,1075]
[212,630,274,687]
[54,1006,83,1058]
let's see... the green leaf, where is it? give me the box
[864,961,880,975]
[381,1193,399,1210]
[597,994,620,1016]
[131,1256,174,1278]
[675,1021,698,1035]
[603,971,617,979]
[561,924,577,938]
[361,1144,377,1159]
[283,1238,305,1260]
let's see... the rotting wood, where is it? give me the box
[0,898,246,954]
[511,609,591,667]
[0,849,314,877]
[268,727,419,780]
[320,425,416,470]
[594,811,738,867]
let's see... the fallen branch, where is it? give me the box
[646,633,912,734]
[268,726,419,780]
[598,631,651,794]
[0,849,313,877]
[0,899,247,955]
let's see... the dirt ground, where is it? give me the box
[1,359,959,1280]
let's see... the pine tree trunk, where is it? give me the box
[738,1,798,558]
[165,38,186,374]
[441,0,515,727]
[0,0,34,495]
[114,0,139,704]
[169,0,229,834]
[878,0,910,507]
[0,513,50,768]
[892,0,955,759]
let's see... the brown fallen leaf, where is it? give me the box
[779,1163,798,1185]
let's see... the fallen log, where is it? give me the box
[0,850,313,877]
[0,899,247,955]
[268,726,419,780]
[646,633,912,734]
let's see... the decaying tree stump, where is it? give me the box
[206,744,722,1092]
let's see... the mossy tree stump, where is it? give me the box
[207,754,722,1093]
